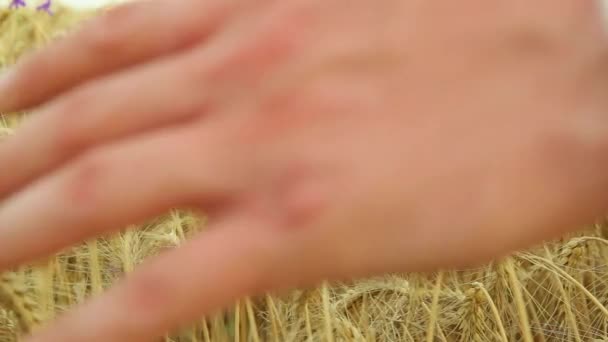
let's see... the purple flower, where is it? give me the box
[9,0,27,9]
[36,0,52,14]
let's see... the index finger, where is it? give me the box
[23,215,309,342]
[0,0,239,113]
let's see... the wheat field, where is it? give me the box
[2,6,608,342]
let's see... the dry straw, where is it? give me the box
[2,6,608,342]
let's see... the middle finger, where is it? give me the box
[0,117,249,271]
[0,44,233,199]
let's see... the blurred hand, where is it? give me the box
[1,0,608,340]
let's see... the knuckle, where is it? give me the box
[120,269,174,326]
[202,3,313,86]
[51,93,94,154]
[62,154,109,210]
[281,182,330,228]
[270,164,331,228]
[254,3,314,62]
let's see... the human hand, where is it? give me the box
[1,0,608,340]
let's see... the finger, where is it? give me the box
[0,0,309,200]
[0,119,250,270]
[0,48,218,199]
[0,0,242,112]
[24,214,304,342]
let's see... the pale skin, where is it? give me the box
[1,0,608,340]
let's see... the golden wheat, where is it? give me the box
[2,6,608,342]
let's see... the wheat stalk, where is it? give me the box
[0,272,40,335]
